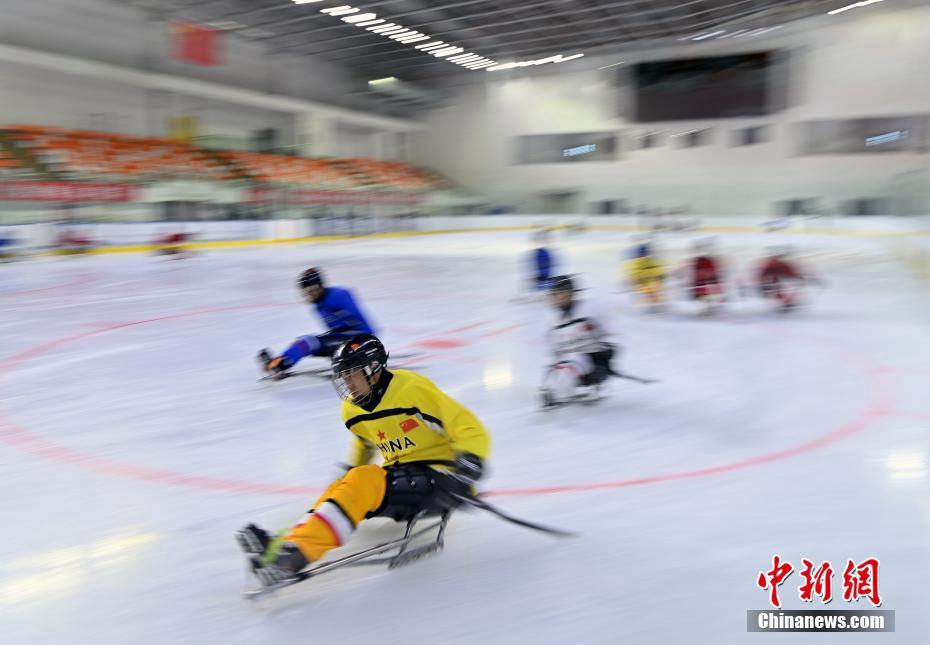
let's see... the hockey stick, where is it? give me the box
[609,368,659,385]
[452,493,577,538]
[257,352,427,382]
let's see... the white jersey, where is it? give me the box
[548,298,616,358]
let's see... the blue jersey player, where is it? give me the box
[259,267,377,377]
[530,229,556,290]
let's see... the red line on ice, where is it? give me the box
[0,307,902,498]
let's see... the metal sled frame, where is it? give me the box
[242,511,450,599]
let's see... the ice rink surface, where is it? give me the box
[1,229,929,644]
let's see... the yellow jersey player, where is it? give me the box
[624,242,666,306]
[237,334,491,588]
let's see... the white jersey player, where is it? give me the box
[540,275,620,407]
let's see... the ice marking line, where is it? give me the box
[7,271,96,297]
[0,308,901,498]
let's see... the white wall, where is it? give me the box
[0,0,418,152]
[413,4,930,216]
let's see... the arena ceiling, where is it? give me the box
[136,1,859,79]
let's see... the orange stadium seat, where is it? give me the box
[1,124,443,190]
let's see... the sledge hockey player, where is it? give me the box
[754,247,819,312]
[529,228,557,290]
[540,275,620,407]
[684,238,725,312]
[624,242,666,308]
[153,231,193,258]
[238,334,491,588]
[258,267,377,377]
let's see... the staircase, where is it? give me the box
[0,130,60,180]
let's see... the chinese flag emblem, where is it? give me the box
[400,418,419,433]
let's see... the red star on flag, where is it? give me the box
[377,431,386,441]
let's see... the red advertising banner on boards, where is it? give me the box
[246,188,426,206]
[0,181,140,202]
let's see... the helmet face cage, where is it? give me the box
[332,360,383,406]
[331,336,387,406]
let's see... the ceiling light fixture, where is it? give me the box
[396,34,431,43]
[315,8,570,73]
[342,13,377,23]
[486,53,584,71]
[321,5,358,16]
[368,76,397,86]
[291,0,324,4]
[433,47,465,57]
[692,30,725,40]
[828,0,883,14]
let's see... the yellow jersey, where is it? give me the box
[342,369,491,468]
[626,256,666,283]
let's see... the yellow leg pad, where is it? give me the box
[284,465,387,562]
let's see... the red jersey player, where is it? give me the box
[755,247,817,311]
[686,239,725,311]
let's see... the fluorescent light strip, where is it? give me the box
[318,7,582,73]
[342,13,376,23]
[719,29,747,39]
[828,0,883,14]
[692,30,725,40]
[486,53,583,71]
[322,6,358,16]
[397,35,431,43]
[292,0,324,4]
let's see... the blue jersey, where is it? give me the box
[314,287,376,335]
[533,247,554,280]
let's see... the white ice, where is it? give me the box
[1,229,929,644]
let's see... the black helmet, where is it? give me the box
[297,267,324,290]
[548,275,576,294]
[331,334,389,405]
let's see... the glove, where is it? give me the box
[266,356,291,374]
[258,349,289,375]
[435,453,483,506]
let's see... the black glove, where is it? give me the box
[435,453,483,506]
